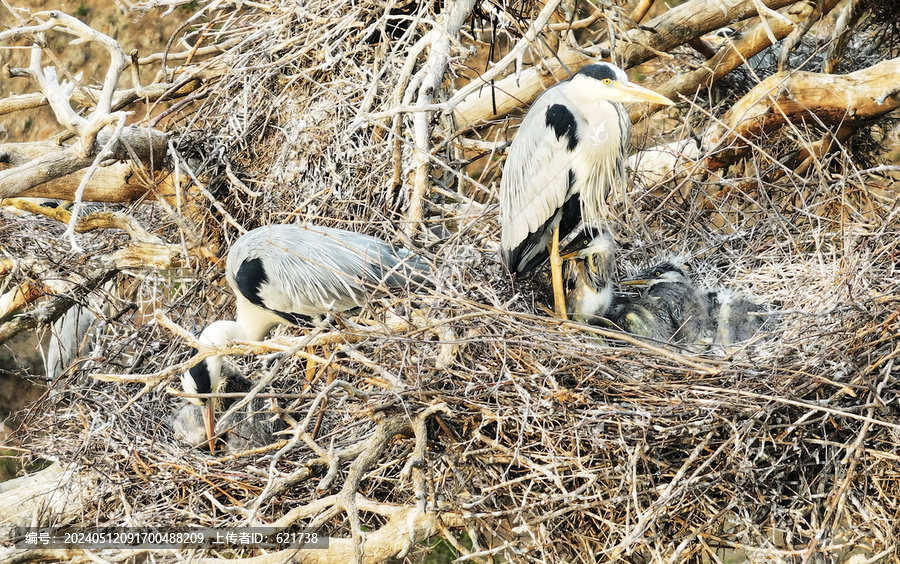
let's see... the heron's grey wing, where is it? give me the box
[231,225,426,317]
[500,90,585,273]
[313,226,431,287]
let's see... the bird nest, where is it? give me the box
[4,0,900,562]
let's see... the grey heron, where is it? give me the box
[561,232,769,346]
[558,228,681,341]
[620,262,714,344]
[182,224,430,451]
[559,224,617,324]
[45,303,98,380]
[499,62,674,318]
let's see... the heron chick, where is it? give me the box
[619,262,714,344]
[713,288,768,346]
[499,62,674,318]
[560,224,617,324]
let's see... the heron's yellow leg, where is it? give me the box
[305,346,317,383]
[550,226,567,319]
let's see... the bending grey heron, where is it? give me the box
[182,223,431,451]
[499,62,674,318]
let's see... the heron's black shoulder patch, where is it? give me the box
[235,257,269,308]
[188,355,212,397]
[545,104,578,152]
[578,63,620,82]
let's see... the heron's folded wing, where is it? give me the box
[500,91,585,273]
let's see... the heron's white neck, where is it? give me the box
[199,319,247,346]
[235,295,284,341]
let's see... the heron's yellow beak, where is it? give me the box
[613,82,675,106]
[204,403,216,453]
[620,277,651,286]
[560,249,580,260]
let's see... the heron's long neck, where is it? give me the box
[235,294,283,341]
[199,320,247,392]
[199,320,247,346]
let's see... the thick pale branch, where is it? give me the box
[0,127,168,199]
[32,11,126,117]
[405,0,477,236]
[704,56,900,167]
[21,46,87,135]
[629,0,840,122]
[0,60,224,119]
[453,0,802,127]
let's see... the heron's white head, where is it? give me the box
[570,63,675,106]
[181,320,246,405]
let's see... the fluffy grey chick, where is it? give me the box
[617,261,714,344]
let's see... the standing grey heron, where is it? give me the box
[499,62,674,318]
[182,223,431,451]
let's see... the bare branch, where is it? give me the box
[704,56,900,167]
[0,127,168,199]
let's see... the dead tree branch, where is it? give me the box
[0,11,170,201]
[704,56,900,168]
[405,0,477,236]
[0,268,119,346]
[452,0,804,127]
[629,0,842,122]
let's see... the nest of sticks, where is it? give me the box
[4,0,900,562]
